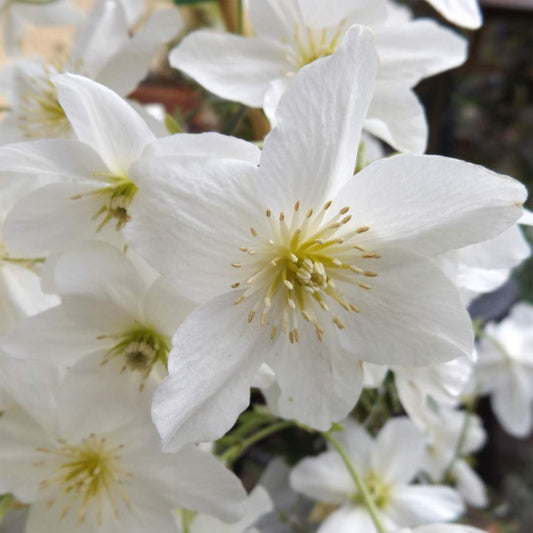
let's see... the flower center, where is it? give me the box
[98,325,170,389]
[17,67,70,139]
[287,24,345,69]
[232,200,381,343]
[71,175,139,232]
[351,472,390,509]
[35,435,131,525]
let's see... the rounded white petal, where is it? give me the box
[372,418,425,485]
[344,154,526,257]
[152,292,268,451]
[387,485,464,526]
[290,451,354,504]
[170,31,287,108]
[451,459,488,508]
[259,25,378,214]
[126,156,261,303]
[53,73,155,176]
[425,0,483,30]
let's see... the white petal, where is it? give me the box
[365,82,427,153]
[0,139,106,179]
[298,0,386,28]
[344,154,526,256]
[56,356,152,438]
[142,131,261,164]
[336,249,474,366]
[142,277,197,337]
[376,19,467,87]
[387,485,464,526]
[137,445,246,522]
[152,292,268,451]
[267,319,363,429]
[289,451,354,504]
[3,182,109,255]
[51,240,145,328]
[451,459,488,508]
[169,31,287,108]
[0,306,104,366]
[70,0,129,78]
[372,418,425,484]
[320,506,379,533]
[425,0,483,30]
[126,156,261,303]
[0,407,55,502]
[53,73,155,176]
[259,25,378,214]
[95,8,183,97]
[491,367,533,438]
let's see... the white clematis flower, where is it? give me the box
[126,26,526,450]
[424,0,482,30]
[0,0,181,144]
[421,407,488,508]
[0,399,246,533]
[0,73,159,255]
[1,240,196,433]
[0,0,82,56]
[475,302,533,438]
[290,418,465,532]
[170,0,467,153]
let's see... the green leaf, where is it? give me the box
[164,114,183,134]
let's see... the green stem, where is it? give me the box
[0,494,14,525]
[236,0,243,35]
[220,420,292,465]
[322,432,386,533]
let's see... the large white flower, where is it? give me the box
[421,407,488,508]
[126,27,526,450]
[0,73,261,256]
[1,240,196,433]
[475,302,533,438]
[0,0,82,56]
[170,0,467,153]
[0,399,246,533]
[424,0,482,30]
[290,418,465,532]
[0,0,180,144]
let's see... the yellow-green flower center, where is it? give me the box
[232,200,381,343]
[99,325,170,389]
[35,434,131,525]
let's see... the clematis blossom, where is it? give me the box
[0,0,82,56]
[170,0,467,153]
[0,0,180,144]
[125,27,526,450]
[0,240,196,434]
[0,400,246,533]
[475,302,533,438]
[290,418,465,533]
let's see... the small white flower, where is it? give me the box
[421,407,488,508]
[475,302,533,438]
[1,240,196,433]
[0,0,181,144]
[126,27,526,450]
[0,400,246,533]
[0,0,82,56]
[290,418,465,532]
[170,0,467,152]
[424,0,482,30]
